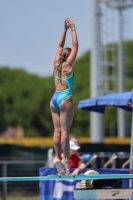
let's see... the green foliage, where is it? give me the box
[0,67,54,136]
[0,40,133,137]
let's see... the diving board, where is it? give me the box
[0,174,133,181]
[74,188,133,200]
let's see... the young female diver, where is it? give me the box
[50,18,78,175]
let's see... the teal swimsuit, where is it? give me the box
[51,73,74,108]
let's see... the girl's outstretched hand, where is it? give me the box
[64,19,69,30]
[65,18,75,30]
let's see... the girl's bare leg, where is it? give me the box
[60,97,74,163]
[50,101,62,163]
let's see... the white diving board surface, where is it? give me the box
[0,174,133,181]
[74,188,133,200]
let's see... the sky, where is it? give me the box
[0,0,133,77]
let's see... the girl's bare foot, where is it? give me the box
[55,161,65,175]
[62,160,71,175]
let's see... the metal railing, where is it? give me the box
[0,160,46,200]
[122,156,133,168]
[103,154,117,168]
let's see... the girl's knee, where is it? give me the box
[53,130,61,142]
[61,129,70,136]
[53,129,61,136]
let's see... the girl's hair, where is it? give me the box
[56,47,71,77]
